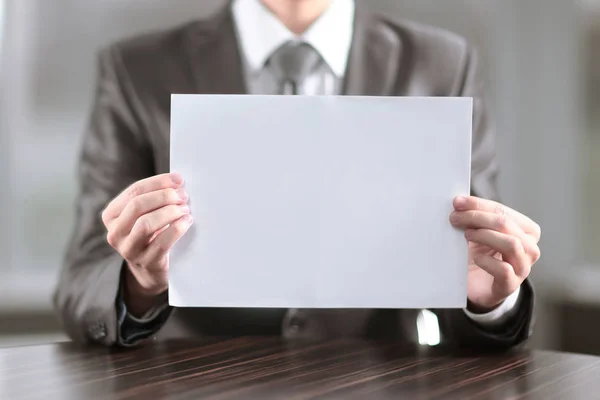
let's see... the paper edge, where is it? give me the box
[167,95,473,310]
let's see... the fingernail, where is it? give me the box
[176,188,188,201]
[455,196,467,209]
[179,205,190,214]
[465,229,474,239]
[184,214,194,224]
[171,172,183,185]
[450,212,460,223]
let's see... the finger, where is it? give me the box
[465,229,532,277]
[473,254,520,295]
[150,225,170,243]
[450,210,534,248]
[102,172,184,222]
[142,214,194,270]
[454,196,541,240]
[451,210,539,260]
[111,187,188,235]
[119,205,190,260]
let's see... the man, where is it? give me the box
[54,0,541,348]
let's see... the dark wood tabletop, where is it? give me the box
[2,338,600,400]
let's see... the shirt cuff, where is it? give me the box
[126,303,170,324]
[463,286,521,328]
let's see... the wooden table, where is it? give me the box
[2,338,600,399]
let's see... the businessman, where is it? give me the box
[55,0,541,348]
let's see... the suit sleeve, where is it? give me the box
[434,48,535,350]
[53,46,161,346]
[115,271,172,346]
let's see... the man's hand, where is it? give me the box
[450,196,541,313]
[101,172,193,316]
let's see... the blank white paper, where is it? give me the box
[169,95,472,309]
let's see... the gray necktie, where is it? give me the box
[267,41,323,95]
[266,41,324,336]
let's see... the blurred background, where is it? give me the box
[0,0,598,351]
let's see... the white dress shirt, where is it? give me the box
[232,0,353,95]
[230,0,521,327]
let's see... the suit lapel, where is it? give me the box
[342,4,403,96]
[183,4,401,97]
[183,6,247,95]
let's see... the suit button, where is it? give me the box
[289,316,305,332]
[89,322,107,341]
[283,309,310,338]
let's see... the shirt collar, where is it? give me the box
[231,0,355,77]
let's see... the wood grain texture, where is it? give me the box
[2,338,600,400]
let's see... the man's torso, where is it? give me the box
[107,3,473,341]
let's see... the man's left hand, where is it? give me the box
[450,196,541,313]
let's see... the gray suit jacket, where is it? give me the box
[54,3,534,348]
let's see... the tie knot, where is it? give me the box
[267,41,323,92]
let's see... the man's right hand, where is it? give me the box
[101,172,193,316]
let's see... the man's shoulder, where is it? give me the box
[105,24,189,61]
[379,15,470,58]
[371,14,475,95]
[375,15,473,69]
[98,11,226,75]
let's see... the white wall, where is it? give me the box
[493,0,588,348]
[0,0,9,277]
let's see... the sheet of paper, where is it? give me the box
[169,95,472,309]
